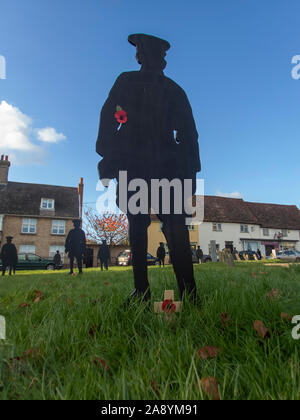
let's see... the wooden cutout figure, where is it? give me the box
[96,34,200,303]
[235,253,241,261]
[244,254,249,261]
[253,254,258,261]
[154,290,181,319]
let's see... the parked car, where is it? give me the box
[191,248,213,263]
[271,250,300,262]
[116,250,159,266]
[0,253,62,271]
[239,251,259,261]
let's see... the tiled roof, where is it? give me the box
[245,202,300,230]
[0,182,79,219]
[151,195,300,230]
[203,196,258,224]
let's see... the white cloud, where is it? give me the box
[216,190,243,199]
[37,127,66,143]
[0,100,65,165]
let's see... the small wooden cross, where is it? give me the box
[154,290,181,314]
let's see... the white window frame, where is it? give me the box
[263,228,269,236]
[52,220,66,235]
[0,215,3,231]
[22,218,37,234]
[212,223,222,232]
[188,225,196,231]
[19,245,36,254]
[41,198,55,210]
[281,229,288,238]
[240,224,249,233]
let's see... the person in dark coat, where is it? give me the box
[65,220,86,275]
[53,250,62,269]
[96,34,201,303]
[196,246,204,264]
[98,240,110,271]
[257,249,262,260]
[156,243,166,267]
[1,236,18,276]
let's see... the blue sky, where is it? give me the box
[0,0,300,209]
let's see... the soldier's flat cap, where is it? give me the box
[128,34,170,52]
[6,236,13,240]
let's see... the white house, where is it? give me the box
[197,196,300,256]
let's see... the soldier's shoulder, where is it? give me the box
[115,71,139,83]
[163,76,187,95]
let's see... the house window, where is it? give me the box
[263,228,269,236]
[22,218,37,234]
[52,220,66,235]
[19,245,36,254]
[281,229,288,238]
[41,198,55,210]
[49,245,65,263]
[212,223,222,232]
[240,224,249,233]
[188,225,196,231]
[0,215,3,231]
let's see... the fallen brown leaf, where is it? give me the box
[266,289,281,300]
[150,380,159,393]
[251,272,256,278]
[220,313,230,328]
[18,303,30,308]
[104,282,110,286]
[66,298,72,306]
[93,357,110,371]
[281,313,292,322]
[196,346,221,360]
[253,320,270,339]
[200,377,220,400]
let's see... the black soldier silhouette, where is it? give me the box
[156,242,166,267]
[1,236,18,276]
[53,250,62,269]
[98,240,110,271]
[96,34,201,303]
[65,220,86,275]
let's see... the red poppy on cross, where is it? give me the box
[154,290,181,314]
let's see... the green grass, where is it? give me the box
[0,262,300,400]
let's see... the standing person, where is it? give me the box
[196,246,204,264]
[96,34,201,304]
[65,220,86,275]
[98,240,110,271]
[1,236,18,276]
[156,242,166,267]
[257,249,262,260]
[53,250,62,269]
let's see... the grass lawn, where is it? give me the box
[0,262,300,400]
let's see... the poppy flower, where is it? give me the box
[115,109,127,124]
[162,299,176,314]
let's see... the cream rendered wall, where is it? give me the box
[198,222,300,254]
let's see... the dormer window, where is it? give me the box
[41,198,55,210]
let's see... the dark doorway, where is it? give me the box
[85,248,94,268]
[225,241,233,253]
[265,245,273,257]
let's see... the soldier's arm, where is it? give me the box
[96,72,128,158]
[65,232,71,252]
[173,86,201,174]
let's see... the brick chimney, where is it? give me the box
[0,155,10,184]
[78,177,84,218]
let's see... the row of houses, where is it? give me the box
[1,156,300,265]
[149,196,300,257]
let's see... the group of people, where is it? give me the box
[0,219,111,276]
[156,243,204,266]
